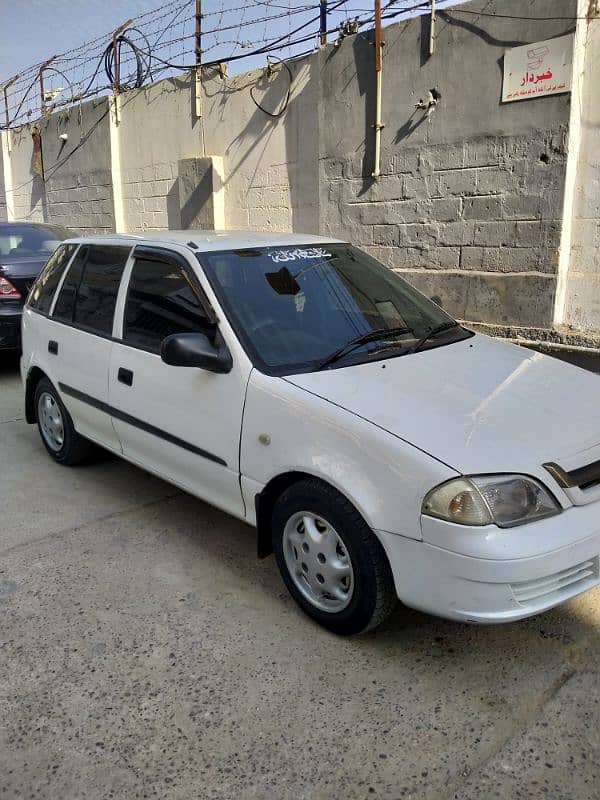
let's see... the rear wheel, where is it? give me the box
[272,479,397,635]
[34,377,91,465]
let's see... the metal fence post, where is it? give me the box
[195,0,203,117]
[320,1,328,46]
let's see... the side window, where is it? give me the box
[72,246,130,335]
[123,257,210,353]
[53,245,131,336]
[53,246,87,323]
[28,243,77,313]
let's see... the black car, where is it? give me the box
[0,222,73,352]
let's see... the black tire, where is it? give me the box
[34,376,91,465]
[272,479,397,635]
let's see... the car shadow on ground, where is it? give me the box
[96,462,599,666]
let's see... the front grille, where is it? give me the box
[511,558,599,605]
[544,459,600,491]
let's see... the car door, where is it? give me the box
[46,243,131,451]
[108,245,249,519]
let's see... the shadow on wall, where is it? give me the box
[30,128,49,220]
[203,58,320,233]
[206,63,292,229]
[435,9,535,50]
[30,176,46,217]
[167,179,182,229]
[346,21,433,192]
[351,32,377,196]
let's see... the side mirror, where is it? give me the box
[160,332,232,373]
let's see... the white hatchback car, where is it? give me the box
[21,231,600,634]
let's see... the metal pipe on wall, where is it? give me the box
[39,56,57,117]
[372,0,384,179]
[112,19,133,95]
[1,75,19,131]
[429,0,436,56]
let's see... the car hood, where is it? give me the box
[285,334,600,476]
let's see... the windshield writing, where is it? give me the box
[200,244,465,375]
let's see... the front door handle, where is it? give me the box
[117,367,134,387]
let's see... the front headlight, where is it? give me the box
[422,475,561,528]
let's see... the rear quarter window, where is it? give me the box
[52,245,131,336]
[28,243,78,314]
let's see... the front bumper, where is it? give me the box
[377,506,600,623]
[0,305,23,350]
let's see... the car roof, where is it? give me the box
[61,230,344,253]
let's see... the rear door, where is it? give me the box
[47,244,131,450]
[108,246,249,517]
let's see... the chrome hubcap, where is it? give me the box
[38,392,64,452]
[282,512,354,612]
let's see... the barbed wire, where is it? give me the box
[0,1,443,128]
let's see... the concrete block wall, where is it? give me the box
[120,161,180,231]
[202,58,319,234]
[3,98,114,232]
[43,99,114,233]
[322,129,567,327]
[116,76,203,232]
[6,125,47,223]
[111,61,319,234]
[318,0,576,330]
[0,148,6,221]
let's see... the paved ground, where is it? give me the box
[1,354,599,800]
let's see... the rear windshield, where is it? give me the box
[0,224,72,260]
[199,243,466,375]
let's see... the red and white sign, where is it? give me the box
[502,34,573,103]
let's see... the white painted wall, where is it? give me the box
[562,5,600,330]
[201,57,319,234]
[116,73,203,232]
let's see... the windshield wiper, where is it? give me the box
[316,326,413,371]
[409,321,462,354]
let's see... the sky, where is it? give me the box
[0,0,460,125]
[0,0,159,77]
[0,1,459,81]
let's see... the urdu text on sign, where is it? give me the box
[502,34,573,103]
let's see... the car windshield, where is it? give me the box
[0,224,72,260]
[200,243,470,375]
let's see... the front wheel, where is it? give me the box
[272,479,397,635]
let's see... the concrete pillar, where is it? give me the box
[178,156,225,230]
[1,129,15,221]
[108,95,126,233]
[554,0,590,326]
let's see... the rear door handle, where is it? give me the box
[48,340,58,355]
[118,367,134,387]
